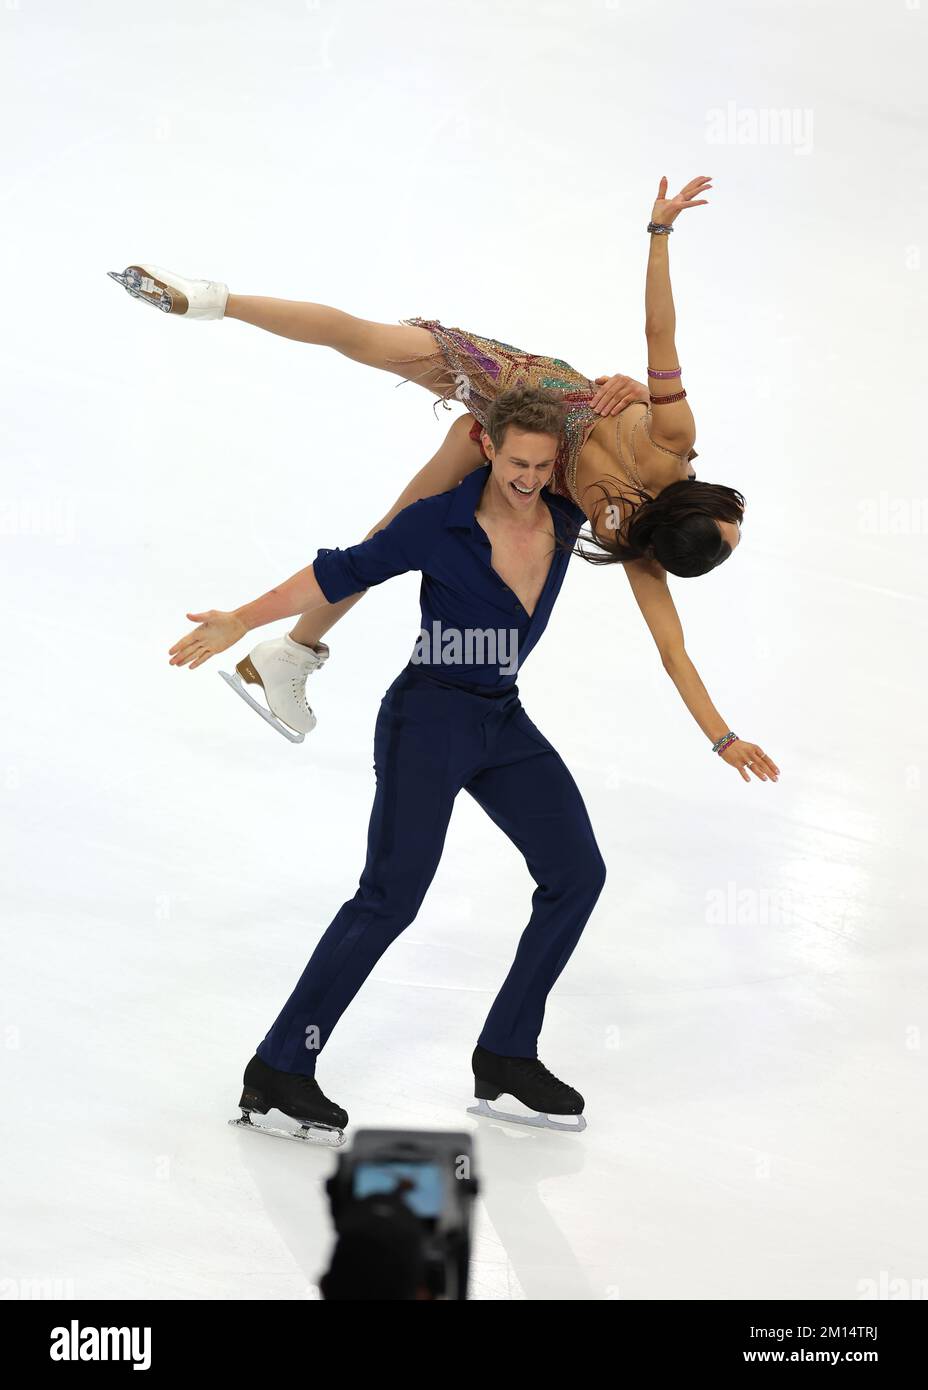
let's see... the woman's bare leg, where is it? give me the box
[225,296,457,396]
[290,413,485,647]
[223,300,482,648]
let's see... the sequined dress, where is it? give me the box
[392,318,696,510]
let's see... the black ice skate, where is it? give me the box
[467,1045,587,1133]
[229,1054,348,1147]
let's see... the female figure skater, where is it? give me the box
[116,176,769,780]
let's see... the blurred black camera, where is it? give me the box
[322,1129,479,1300]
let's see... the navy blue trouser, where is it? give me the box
[256,666,606,1075]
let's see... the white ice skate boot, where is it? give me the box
[106,263,229,318]
[220,635,329,744]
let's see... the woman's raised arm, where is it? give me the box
[643,175,710,452]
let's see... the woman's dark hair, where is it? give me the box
[578,476,746,577]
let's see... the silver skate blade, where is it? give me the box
[467,1097,587,1133]
[219,669,305,743]
[106,268,171,311]
[229,1113,346,1147]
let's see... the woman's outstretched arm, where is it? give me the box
[623,556,779,784]
[643,175,711,452]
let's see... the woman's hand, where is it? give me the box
[650,174,712,226]
[717,738,780,784]
[168,610,247,669]
[589,373,649,416]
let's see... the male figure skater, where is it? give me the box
[170,387,606,1141]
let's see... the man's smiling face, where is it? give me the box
[483,426,559,513]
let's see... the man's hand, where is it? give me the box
[717,738,780,784]
[589,373,649,416]
[169,610,248,669]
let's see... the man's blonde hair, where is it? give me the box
[483,386,567,450]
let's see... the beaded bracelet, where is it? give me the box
[647,366,682,379]
[649,388,687,405]
[712,732,738,755]
[647,222,674,235]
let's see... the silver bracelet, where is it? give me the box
[647,221,674,235]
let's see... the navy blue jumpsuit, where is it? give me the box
[256,465,607,1074]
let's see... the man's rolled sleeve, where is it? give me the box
[312,496,439,604]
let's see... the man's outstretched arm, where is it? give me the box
[168,498,438,669]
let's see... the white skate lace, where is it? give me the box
[290,674,311,714]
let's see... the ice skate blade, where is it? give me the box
[106,268,171,312]
[219,669,305,743]
[229,1112,346,1147]
[467,1096,587,1133]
